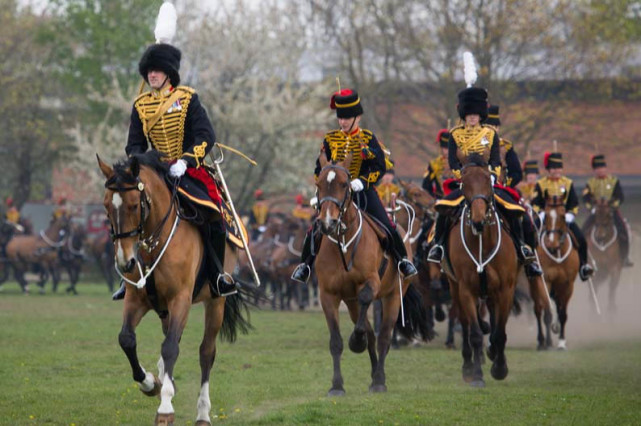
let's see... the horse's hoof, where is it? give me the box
[536,343,548,351]
[195,421,211,426]
[154,412,174,426]
[435,307,446,322]
[469,379,486,388]
[491,363,508,380]
[479,320,491,335]
[369,384,387,393]
[348,331,367,353]
[445,342,456,350]
[557,340,567,351]
[551,322,560,334]
[140,374,163,397]
[462,366,474,383]
[327,388,345,397]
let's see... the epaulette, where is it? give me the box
[449,123,464,133]
[134,90,152,104]
[500,138,513,150]
[361,128,374,137]
[324,129,342,139]
[175,85,196,94]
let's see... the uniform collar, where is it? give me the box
[341,127,361,137]
[151,85,175,98]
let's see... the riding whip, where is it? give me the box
[209,144,261,287]
[587,277,602,316]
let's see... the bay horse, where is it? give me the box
[315,152,429,395]
[440,154,518,387]
[57,223,87,295]
[88,228,116,293]
[536,193,579,350]
[5,215,71,293]
[586,198,622,313]
[97,152,249,425]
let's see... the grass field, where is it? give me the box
[0,282,640,426]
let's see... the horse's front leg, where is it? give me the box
[118,293,156,394]
[371,293,401,393]
[348,281,374,354]
[320,291,345,396]
[195,298,225,425]
[156,293,192,424]
[528,276,551,350]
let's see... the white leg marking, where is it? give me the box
[138,369,155,393]
[327,170,336,183]
[558,339,567,350]
[157,356,165,379]
[157,373,175,414]
[196,381,211,423]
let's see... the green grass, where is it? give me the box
[0,282,640,425]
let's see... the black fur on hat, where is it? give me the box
[330,89,364,118]
[544,152,563,169]
[457,87,488,120]
[591,154,606,169]
[523,160,539,174]
[139,43,181,87]
[485,105,501,126]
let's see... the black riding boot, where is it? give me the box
[614,213,634,267]
[427,214,448,263]
[510,215,542,277]
[569,221,594,281]
[389,228,418,278]
[292,228,316,284]
[210,226,239,296]
[112,280,126,300]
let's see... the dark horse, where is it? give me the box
[439,154,519,387]
[98,152,249,425]
[315,152,429,395]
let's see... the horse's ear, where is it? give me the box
[318,151,329,169]
[96,154,114,179]
[398,178,408,189]
[130,156,140,178]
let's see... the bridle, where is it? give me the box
[460,163,496,230]
[106,179,150,241]
[317,164,353,235]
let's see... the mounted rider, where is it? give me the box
[291,88,418,284]
[483,105,523,188]
[531,152,594,280]
[581,154,633,267]
[292,194,315,222]
[422,129,452,199]
[112,42,237,300]
[249,189,269,241]
[426,85,543,278]
[376,168,401,207]
[517,160,540,204]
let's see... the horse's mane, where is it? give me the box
[106,151,170,188]
[465,153,488,168]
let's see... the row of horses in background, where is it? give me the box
[0,214,116,295]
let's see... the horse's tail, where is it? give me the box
[220,289,253,343]
[396,283,433,342]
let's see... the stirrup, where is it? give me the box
[291,263,311,284]
[214,272,238,297]
[398,258,418,278]
[427,245,444,263]
[525,262,543,277]
[520,245,536,261]
[579,264,594,281]
[112,281,126,301]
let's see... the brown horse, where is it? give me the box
[97,152,249,425]
[586,199,622,313]
[537,193,579,350]
[314,153,429,395]
[56,223,87,295]
[5,215,71,293]
[88,228,116,293]
[440,154,518,387]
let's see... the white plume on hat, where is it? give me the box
[154,1,177,44]
[463,51,477,88]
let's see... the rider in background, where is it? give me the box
[517,160,540,204]
[581,154,633,267]
[532,152,594,280]
[5,197,20,226]
[426,86,543,278]
[422,129,452,199]
[249,189,269,241]
[483,105,523,188]
[52,197,71,220]
[291,194,314,223]
[376,168,401,207]
[291,88,418,284]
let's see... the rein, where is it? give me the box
[39,229,67,248]
[539,230,572,263]
[590,225,617,252]
[459,203,502,273]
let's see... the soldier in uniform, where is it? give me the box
[376,168,401,207]
[53,197,71,220]
[532,152,594,280]
[518,160,540,204]
[582,154,633,267]
[291,88,418,283]
[291,194,315,222]
[4,197,20,225]
[113,42,236,300]
[422,129,451,198]
[249,189,269,241]
[483,105,522,188]
[426,86,543,277]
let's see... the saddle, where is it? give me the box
[362,212,392,254]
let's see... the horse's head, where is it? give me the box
[594,198,613,225]
[460,154,493,234]
[98,152,167,273]
[316,151,353,235]
[542,192,568,251]
[398,179,435,216]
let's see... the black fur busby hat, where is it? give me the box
[457,87,489,120]
[330,89,364,118]
[139,43,182,87]
[485,105,501,126]
[436,129,450,148]
[591,154,606,169]
[523,160,539,175]
[544,152,563,169]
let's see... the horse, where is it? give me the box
[314,152,429,395]
[88,228,116,293]
[56,223,87,295]
[4,215,71,293]
[439,154,519,387]
[536,193,579,350]
[585,198,622,313]
[97,152,249,425]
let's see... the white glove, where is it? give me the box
[350,179,364,192]
[310,196,318,207]
[491,174,497,186]
[169,159,187,178]
[538,211,545,222]
[565,212,575,223]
